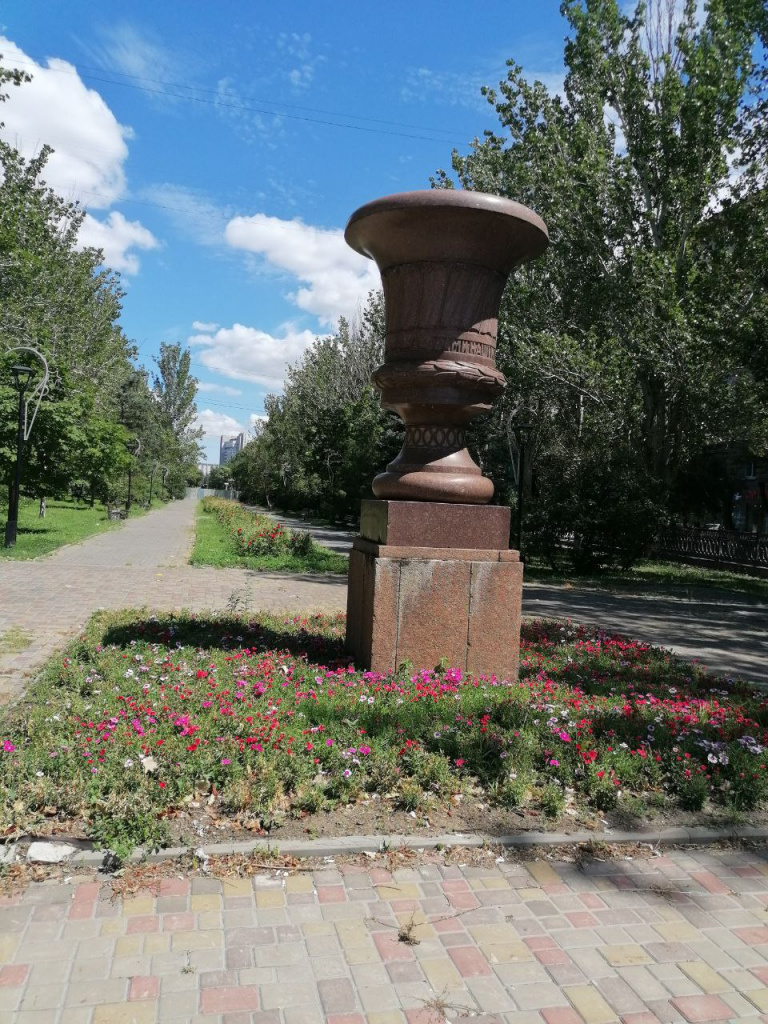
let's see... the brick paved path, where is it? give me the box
[4,846,768,1022]
[0,496,346,703]
[1,496,765,703]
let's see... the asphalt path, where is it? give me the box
[256,506,767,684]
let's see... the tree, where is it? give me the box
[436,0,768,568]
[0,60,202,511]
[206,465,231,490]
[229,294,403,519]
[150,343,203,497]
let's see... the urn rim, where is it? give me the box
[345,189,549,273]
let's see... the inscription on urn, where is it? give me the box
[345,190,549,503]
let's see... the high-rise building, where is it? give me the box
[219,433,244,466]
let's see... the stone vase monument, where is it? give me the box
[344,190,548,677]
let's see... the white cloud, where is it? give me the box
[197,381,242,397]
[401,62,564,112]
[532,71,565,97]
[195,409,244,438]
[142,184,231,246]
[400,66,491,111]
[249,413,267,431]
[86,22,181,94]
[0,37,131,208]
[193,321,220,332]
[225,213,380,326]
[78,211,159,275]
[190,323,318,387]
[0,37,159,275]
[276,32,326,92]
[214,77,282,146]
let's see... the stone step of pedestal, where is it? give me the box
[360,498,511,550]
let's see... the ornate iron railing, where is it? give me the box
[654,527,768,568]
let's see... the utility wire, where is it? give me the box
[8,55,470,145]
[12,54,466,139]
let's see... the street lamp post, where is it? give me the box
[124,439,141,513]
[515,438,526,554]
[513,421,531,558]
[4,365,35,548]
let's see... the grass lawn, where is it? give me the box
[1,609,766,858]
[0,496,167,561]
[191,498,348,575]
[0,497,121,560]
[524,555,768,600]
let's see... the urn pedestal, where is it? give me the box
[346,500,523,679]
[344,190,548,677]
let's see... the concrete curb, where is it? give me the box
[50,824,768,869]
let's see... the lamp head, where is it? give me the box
[10,365,34,393]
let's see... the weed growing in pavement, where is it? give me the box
[0,627,32,653]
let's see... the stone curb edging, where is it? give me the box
[31,824,768,869]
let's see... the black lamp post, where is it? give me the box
[4,365,35,548]
[124,439,140,513]
[513,421,531,557]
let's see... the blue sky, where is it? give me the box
[1,1,567,462]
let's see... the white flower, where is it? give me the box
[124,758,134,768]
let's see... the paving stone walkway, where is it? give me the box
[0,497,765,703]
[0,496,346,703]
[4,846,768,1023]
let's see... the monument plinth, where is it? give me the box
[344,190,548,677]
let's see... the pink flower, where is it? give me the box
[2,741,15,753]
[548,758,560,767]
[221,758,231,765]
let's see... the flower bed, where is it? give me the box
[1,611,766,857]
[193,498,347,574]
[202,497,309,557]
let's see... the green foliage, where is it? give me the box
[88,796,171,862]
[0,68,201,510]
[540,783,567,818]
[437,0,768,570]
[206,465,231,490]
[229,295,403,520]
[192,498,348,574]
[0,497,121,559]
[2,610,768,854]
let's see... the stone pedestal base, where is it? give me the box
[346,502,523,678]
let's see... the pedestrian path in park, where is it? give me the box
[0,496,346,703]
[0,495,765,702]
[5,844,768,1022]
[255,509,767,686]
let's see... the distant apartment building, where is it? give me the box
[219,433,244,466]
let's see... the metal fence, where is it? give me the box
[196,487,240,501]
[654,527,768,570]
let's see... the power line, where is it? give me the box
[9,54,470,145]
[16,54,467,139]
[196,395,269,413]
